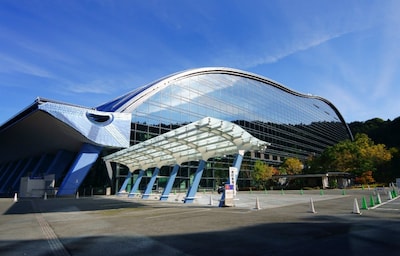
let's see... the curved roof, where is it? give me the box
[96,67,352,140]
[103,117,270,171]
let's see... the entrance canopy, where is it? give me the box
[103,117,270,171]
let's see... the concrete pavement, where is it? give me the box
[1,188,400,255]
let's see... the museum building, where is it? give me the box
[0,67,353,199]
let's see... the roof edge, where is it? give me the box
[0,97,94,132]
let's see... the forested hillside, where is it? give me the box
[349,117,400,148]
[349,117,400,182]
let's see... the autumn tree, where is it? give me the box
[355,170,375,184]
[314,133,392,181]
[281,157,303,175]
[251,160,277,189]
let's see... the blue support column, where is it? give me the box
[184,160,206,203]
[118,172,132,195]
[29,154,48,178]
[0,162,15,184]
[219,152,245,207]
[57,143,102,196]
[11,157,34,191]
[0,160,22,193]
[128,170,144,198]
[0,162,14,191]
[142,168,160,199]
[160,164,180,201]
[44,150,76,181]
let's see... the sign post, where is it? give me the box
[224,184,235,207]
[223,167,239,207]
[229,167,238,196]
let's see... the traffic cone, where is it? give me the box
[388,190,393,200]
[361,196,368,210]
[393,189,398,198]
[375,193,381,204]
[352,198,361,214]
[13,193,18,202]
[369,195,375,207]
[254,197,261,210]
[309,198,316,213]
[209,195,213,206]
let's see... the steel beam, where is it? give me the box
[142,168,160,199]
[219,151,244,207]
[160,164,179,201]
[57,143,102,196]
[184,160,206,203]
[118,171,132,195]
[128,170,144,198]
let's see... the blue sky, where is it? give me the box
[1,0,399,125]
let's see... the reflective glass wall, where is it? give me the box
[110,69,353,189]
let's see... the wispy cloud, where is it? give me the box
[0,53,53,78]
[64,79,119,95]
[244,30,352,69]
[314,80,363,122]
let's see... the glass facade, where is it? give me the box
[98,68,353,190]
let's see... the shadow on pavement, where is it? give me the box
[3,197,150,215]
[1,216,400,256]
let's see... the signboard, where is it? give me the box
[224,184,235,207]
[229,167,238,196]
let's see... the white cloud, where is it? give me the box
[64,79,121,95]
[314,81,364,122]
[0,53,52,78]
[246,31,351,68]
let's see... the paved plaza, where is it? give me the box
[0,188,400,255]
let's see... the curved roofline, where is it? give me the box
[99,67,353,140]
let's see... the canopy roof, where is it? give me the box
[103,117,270,171]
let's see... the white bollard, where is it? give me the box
[209,195,213,206]
[254,197,261,210]
[44,192,47,200]
[309,198,316,213]
[13,193,18,202]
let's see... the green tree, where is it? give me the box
[281,157,303,175]
[315,133,392,179]
[251,160,275,189]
